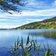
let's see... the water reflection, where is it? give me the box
[0,29,56,48]
[0,29,56,56]
[26,29,56,38]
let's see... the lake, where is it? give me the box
[0,29,56,56]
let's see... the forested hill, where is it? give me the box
[42,17,56,22]
[17,17,56,29]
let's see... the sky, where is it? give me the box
[0,0,56,28]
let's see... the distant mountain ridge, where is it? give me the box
[0,17,56,30]
[17,17,56,29]
[42,17,56,22]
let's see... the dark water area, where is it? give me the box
[0,29,56,56]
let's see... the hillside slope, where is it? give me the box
[18,17,56,29]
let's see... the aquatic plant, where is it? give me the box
[9,36,56,56]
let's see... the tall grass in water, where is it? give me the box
[8,36,56,56]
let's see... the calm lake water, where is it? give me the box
[0,29,56,56]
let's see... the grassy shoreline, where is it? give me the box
[17,17,56,29]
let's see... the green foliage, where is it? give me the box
[9,36,56,56]
[0,0,24,12]
[20,37,24,49]
[12,0,20,4]
[45,49,50,56]
[26,36,30,45]
[18,17,56,29]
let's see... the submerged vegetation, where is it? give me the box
[8,36,56,56]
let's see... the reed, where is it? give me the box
[9,36,56,56]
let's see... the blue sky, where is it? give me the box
[0,0,56,28]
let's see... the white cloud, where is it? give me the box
[0,8,56,28]
[0,0,56,28]
[26,0,46,6]
[7,8,56,17]
[53,0,56,6]
[0,7,56,18]
[0,25,21,29]
[0,19,8,21]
